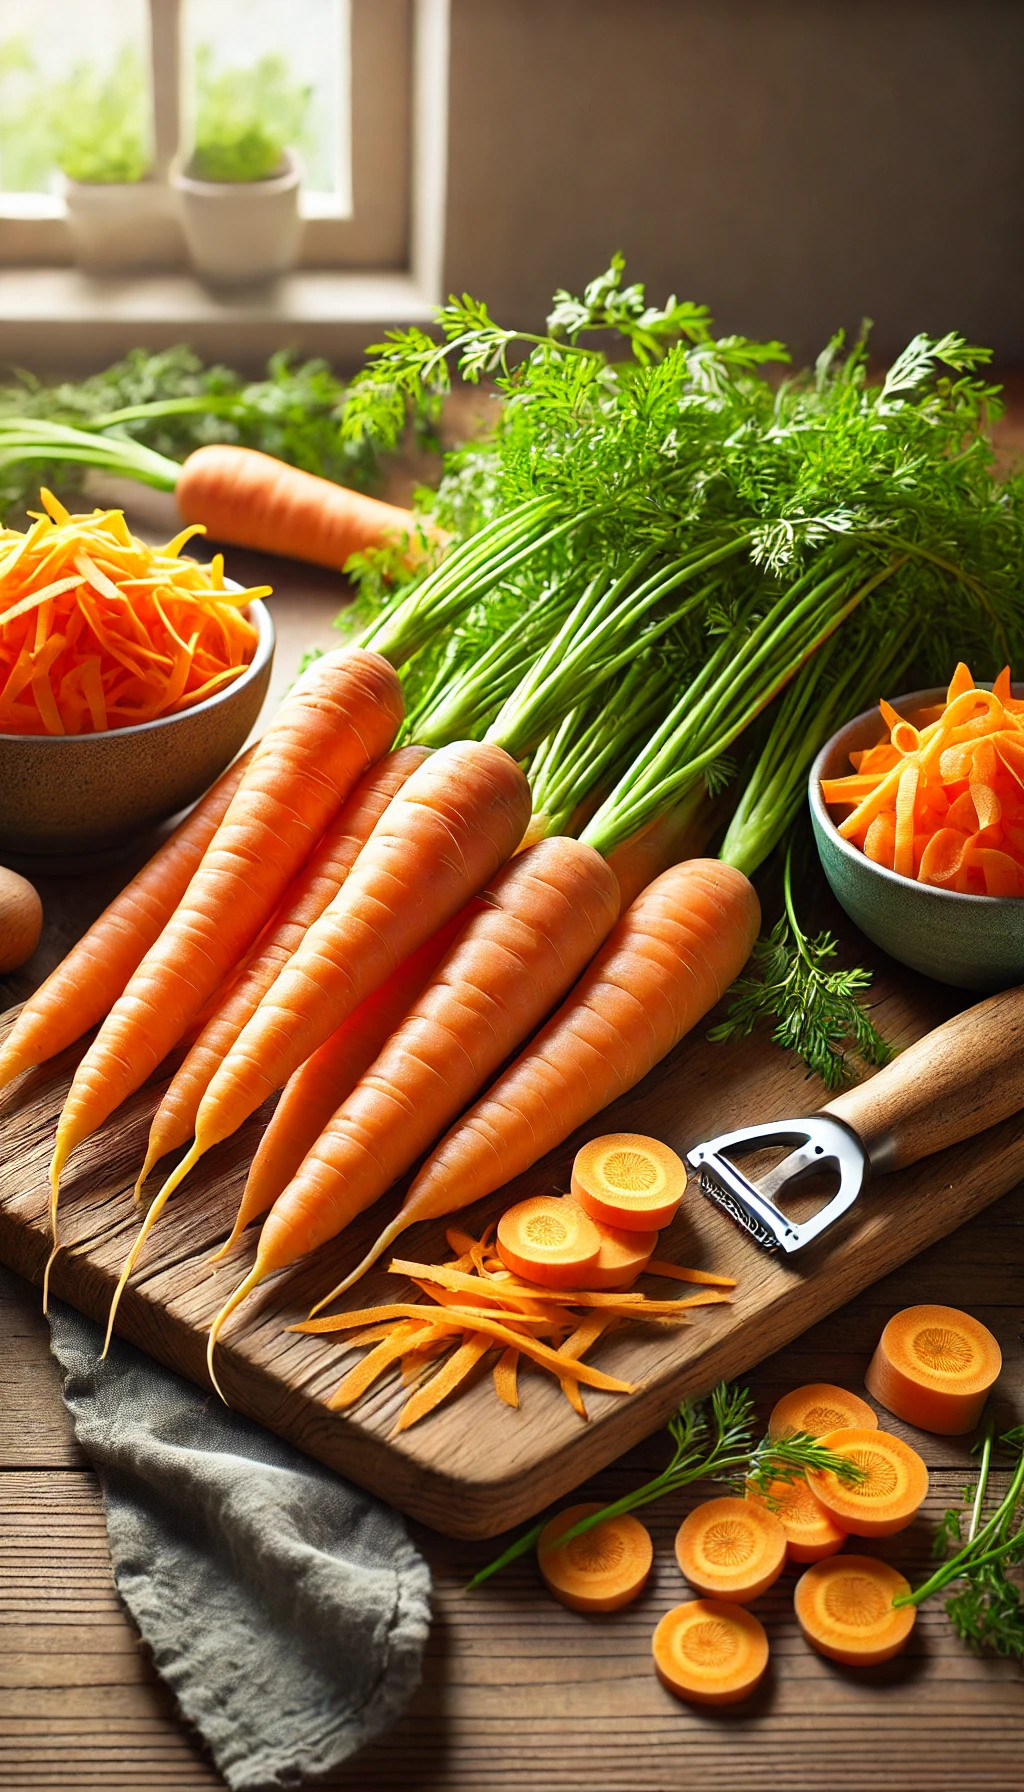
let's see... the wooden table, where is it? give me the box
[2,533,1023,1791]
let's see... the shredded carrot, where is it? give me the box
[0,491,268,735]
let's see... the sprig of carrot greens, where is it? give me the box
[467,1381,865,1588]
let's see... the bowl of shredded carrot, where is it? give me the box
[809,664,1024,990]
[0,491,274,858]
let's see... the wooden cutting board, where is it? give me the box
[2,952,1021,1540]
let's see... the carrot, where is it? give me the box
[794,1555,916,1665]
[604,786,721,913]
[675,1496,788,1604]
[652,1601,769,1705]
[583,1216,658,1290]
[570,1133,687,1232]
[136,745,430,1191]
[808,1427,929,1538]
[745,1476,847,1564]
[495,1197,603,1290]
[216,902,476,1255]
[537,1504,653,1612]
[51,647,402,1212]
[174,444,421,572]
[0,745,254,1094]
[767,1383,878,1440]
[383,859,760,1233]
[865,1304,1002,1436]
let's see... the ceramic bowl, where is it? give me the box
[809,685,1024,992]
[0,597,274,862]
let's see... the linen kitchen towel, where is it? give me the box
[48,1299,431,1791]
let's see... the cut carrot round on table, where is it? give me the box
[652,1600,769,1705]
[794,1555,916,1665]
[808,1428,929,1538]
[583,1216,659,1290]
[865,1304,1002,1436]
[746,1476,847,1564]
[768,1383,878,1440]
[571,1133,687,1232]
[495,1197,603,1289]
[675,1496,787,1604]
[538,1504,653,1612]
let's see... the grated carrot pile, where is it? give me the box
[291,1224,734,1432]
[821,662,1024,897]
[0,488,269,736]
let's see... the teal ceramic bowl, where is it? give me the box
[809,685,1024,992]
[0,596,274,862]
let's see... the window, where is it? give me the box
[0,0,445,279]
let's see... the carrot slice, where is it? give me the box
[794,1555,916,1665]
[862,811,896,867]
[496,1196,602,1289]
[675,1496,787,1604]
[865,1304,1002,1435]
[808,1427,929,1537]
[583,1215,659,1290]
[746,1476,847,1564]
[570,1133,687,1232]
[652,1600,768,1705]
[538,1503,653,1612]
[768,1383,878,1440]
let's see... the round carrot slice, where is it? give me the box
[571,1132,686,1232]
[496,1195,602,1288]
[808,1427,929,1538]
[583,1212,659,1290]
[538,1503,653,1612]
[794,1554,916,1665]
[675,1496,787,1603]
[865,1304,1002,1436]
[746,1475,847,1564]
[653,1599,769,1705]
[768,1382,878,1440]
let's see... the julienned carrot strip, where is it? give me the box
[0,746,255,1094]
[385,1259,722,1313]
[645,1261,737,1288]
[327,1320,440,1410]
[493,1346,520,1408]
[394,1334,494,1431]
[381,859,760,1233]
[137,745,431,1191]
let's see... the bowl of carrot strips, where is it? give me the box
[809,666,1024,991]
[0,491,274,859]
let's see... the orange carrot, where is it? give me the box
[207,834,616,1346]
[216,902,476,1255]
[582,1215,658,1290]
[808,1428,929,1538]
[865,1304,1001,1436]
[0,745,255,1094]
[50,648,403,1201]
[675,1496,788,1604]
[537,1504,653,1612]
[570,1132,687,1232]
[376,859,760,1235]
[495,1196,603,1289]
[652,1601,769,1705]
[174,445,421,571]
[136,745,430,1190]
[604,786,721,913]
[794,1555,916,1665]
[768,1383,878,1440]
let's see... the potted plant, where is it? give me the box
[172,49,311,285]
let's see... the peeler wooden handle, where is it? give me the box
[822,983,1024,1173]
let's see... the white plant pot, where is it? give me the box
[171,148,304,285]
[60,176,183,273]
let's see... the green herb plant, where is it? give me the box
[0,40,149,187]
[467,1381,865,1589]
[191,46,310,183]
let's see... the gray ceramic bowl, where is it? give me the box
[810,685,1024,992]
[0,596,274,861]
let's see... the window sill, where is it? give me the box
[0,266,436,371]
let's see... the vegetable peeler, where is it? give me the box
[687,984,1024,1253]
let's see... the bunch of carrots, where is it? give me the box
[823,663,1024,896]
[0,491,267,734]
[0,642,760,1395]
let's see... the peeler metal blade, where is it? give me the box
[686,1114,868,1253]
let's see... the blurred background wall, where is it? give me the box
[444,0,1024,362]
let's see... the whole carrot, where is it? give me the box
[205,838,621,1359]
[50,648,403,1206]
[135,744,430,1192]
[345,859,760,1261]
[175,445,421,571]
[0,745,255,1094]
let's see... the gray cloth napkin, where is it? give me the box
[47,1300,432,1792]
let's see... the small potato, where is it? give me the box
[0,866,43,973]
